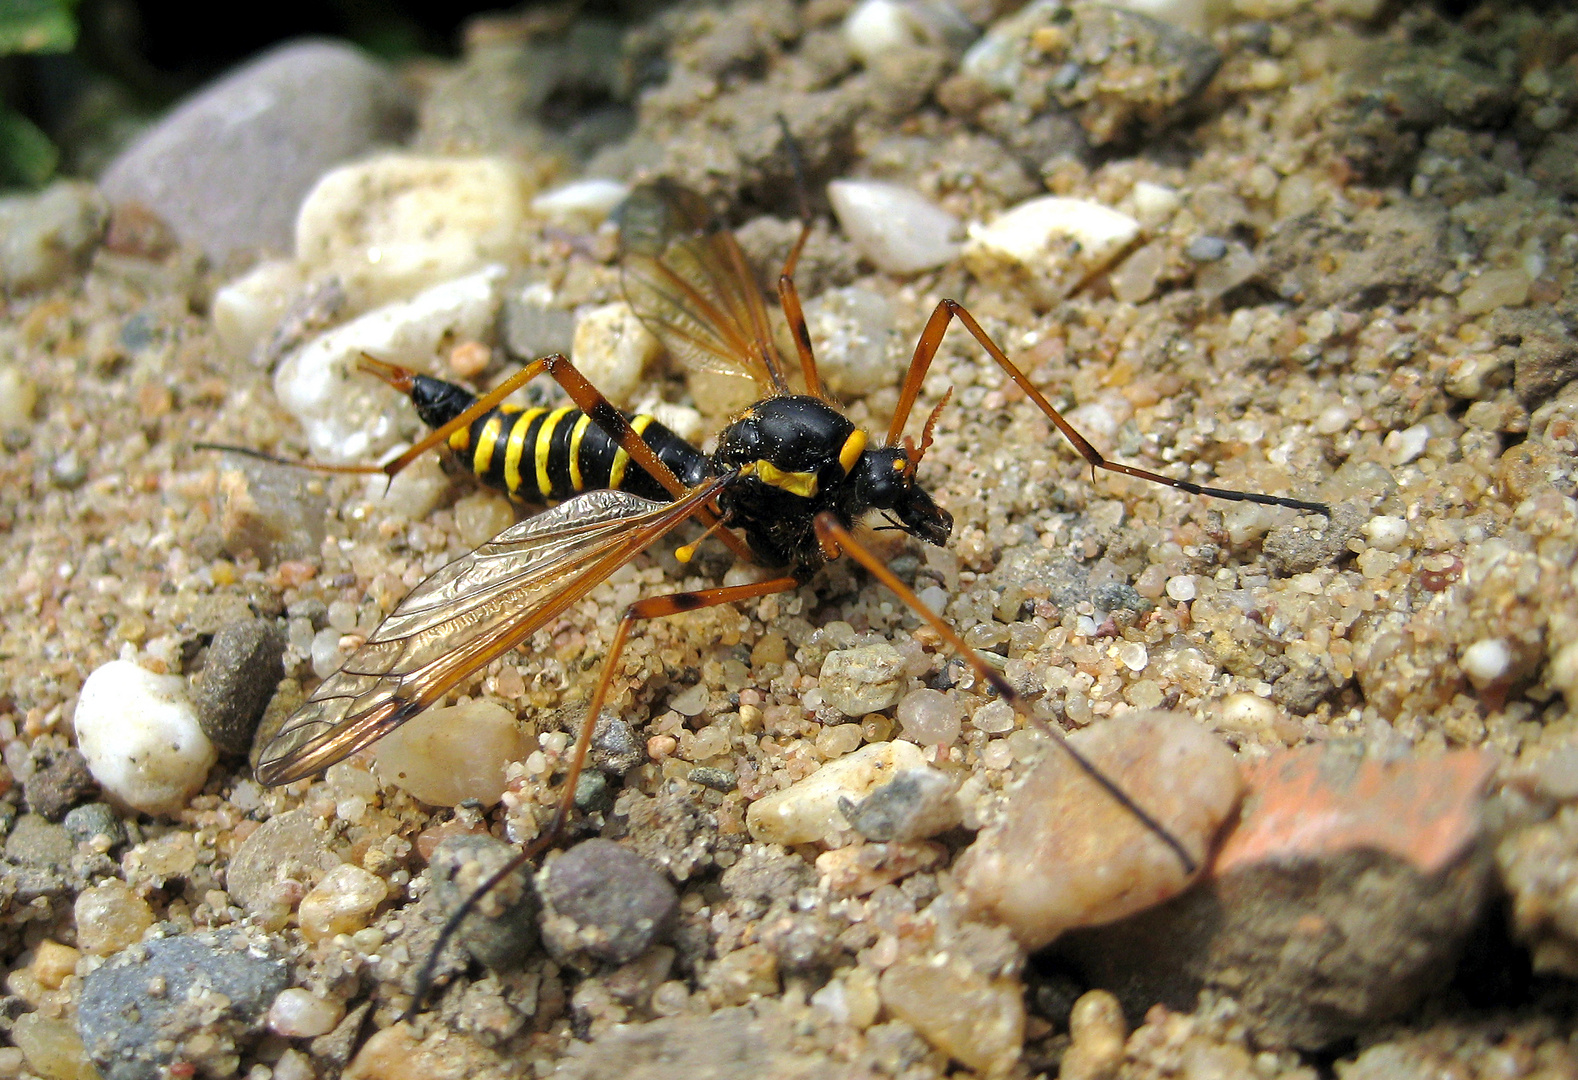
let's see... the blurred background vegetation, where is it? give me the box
[0,0,516,188]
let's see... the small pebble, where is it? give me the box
[74,660,217,816]
[816,840,946,897]
[828,179,962,275]
[1185,235,1228,261]
[11,1013,96,1080]
[62,802,125,848]
[843,0,924,62]
[572,301,663,409]
[1460,638,1512,690]
[192,620,287,756]
[297,863,389,942]
[879,954,1025,1075]
[963,196,1140,306]
[23,748,97,821]
[1059,989,1127,1080]
[972,699,1017,734]
[1383,423,1430,466]
[74,880,154,956]
[0,365,38,428]
[373,699,527,807]
[896,688,963,746]
[538,838,678,966]
[268,988,346,1039]
[1363,515,1408,552]
[430,833,539,970]
[747,740,929,845]
[591,716,646,775]
[703,944,780,1005]
[820,643,908,716]
[956,712,1241,949]
[531,178,629,227]
[210,258,306,361]
[1165,575,1197,602]
[1457,268,1530,315]
[29,940,80,990]
[839,767,960,842]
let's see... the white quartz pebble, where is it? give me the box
[828,179,962,275]
[74,660,217,816]
[295,154,532,308]
[373,699,528,807]
[963,196,1140,306]
[531,178,630,228]
[267,988,345,1038]
[1460,638,1512,690]
[210,258,306,361]
[956,711,1241,949]
[747,740,929,845]
[844,0,925,62]
[272,265,507,462]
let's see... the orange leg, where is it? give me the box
[887,300,1329,514]
[812,511,1198,875]
[403,572,800,1018]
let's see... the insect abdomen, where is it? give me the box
[411,374,708,503]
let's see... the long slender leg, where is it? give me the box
[403,573,801,1019]
[812,512,1198,875]
[886,300,1329,514]
[365,354,757,564]
[778,228,826,401]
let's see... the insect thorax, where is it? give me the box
[713,396,870,568]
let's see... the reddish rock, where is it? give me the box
[1062,743,1496,1050]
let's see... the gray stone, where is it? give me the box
[1186,235,1228,262]
[23,747,98,821]
[1263,501,1364,576]
[225,808,336,918]
[63,803,126,848]
[192,620,286,755]
[98,39,412,261]
[839,767,960,843]
[591,715,645,775]
[77,929,288,1080]
[538,838,677,967]
[429,833,538,971]
[689,766,737,792]
[1255,204,1451,311]
[0,181,109,292]
[4,813,73,866]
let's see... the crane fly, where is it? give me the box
[243,178,1329,1012]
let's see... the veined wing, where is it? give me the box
[619,181,791,395]
[256,478,731,785]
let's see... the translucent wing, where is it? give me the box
[619,181,791,395]
[256,478,730,785]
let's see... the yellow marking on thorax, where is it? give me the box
[567,413,592,491]
[839,429,868,475]
[608,414,656,491]
[473,415,506,477]
[534,406,576,498]
[755,460,819,498]
[502,408,546,495]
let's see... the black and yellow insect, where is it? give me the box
[245,178,1328,1009]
